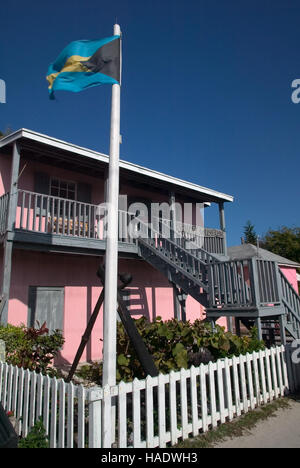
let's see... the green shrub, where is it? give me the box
[0,322,64,376]
[18,418,49,448]
[76,317,265,384]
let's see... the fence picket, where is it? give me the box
[270,348,279,399]
[16,367,24,435]
[36,373,43,420]
[258,350,268,404]
[29,371,37,429]
[6,364,13,411]
[133,378,142,448]
[67,382,75,448]
[246,353,255,410]
[43,375,51,436]
[1,363,8,407]
[239,355,248,413]
[200,364,208,432]
[169,371,178,445]
[158,373,167,448]
[208,362,217,428]
[232,356,241,416]
[58,379,66,448]
[265,349,274,400]
[50,377,58,448]
[217,360,226,423]
[11,366,19,417]
[252,352,261,406]
[276,347,284,396]
[281,345,289,392]
[22,369,31,437]
[224,358,234,421]
[89,387,102,449]
[77,385,86,448]
[180,368,189,440]
[190,366,199,436]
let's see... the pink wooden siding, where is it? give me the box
[2,249,213,364]
[280,266,299,292]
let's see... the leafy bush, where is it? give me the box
[18,418,49,448]
[0,322,64,376]
[76,317,265,384]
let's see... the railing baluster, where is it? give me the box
[20,191,25,229]
[62,199,66,236]
[73,201,76,236]
[67,201,71,236]
[26,192,31,230]
[38,195,43,232]
[45,196,50,233]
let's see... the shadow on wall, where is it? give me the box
[121,287,150,321]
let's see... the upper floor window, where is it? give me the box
[50,178,76,201]
[34,172,92,205]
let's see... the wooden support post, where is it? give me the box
[210,318,217,333]
[180,289,187,322]
[172,283,181,321]
[235,318,241,337]
[279,315,287,346]
[227,317,233,333]
[255,317,263,341]
[218,202,227,256]
[172,283,187,322]
[0,142,20,325]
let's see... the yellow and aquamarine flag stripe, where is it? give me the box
[46,35,120,99]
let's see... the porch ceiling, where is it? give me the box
[0,128,234,204]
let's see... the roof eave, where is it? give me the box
[0,128,234,204]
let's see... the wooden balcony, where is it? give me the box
[0,190,227,256]
[206,257,284,318]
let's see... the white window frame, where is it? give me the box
[49,177,77,201]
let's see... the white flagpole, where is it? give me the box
[102,23,121,446]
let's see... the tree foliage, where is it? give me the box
[18,418,49,448]
[0,322,64,376]
[243,220,258,245]
[261,226,300,265]
[0,128,13,139]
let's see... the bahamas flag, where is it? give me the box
[46,35,120,99]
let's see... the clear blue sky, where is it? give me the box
[0,0,299,246]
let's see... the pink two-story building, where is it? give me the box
[0,129,232,364]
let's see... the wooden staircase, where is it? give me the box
[137,223,300,344]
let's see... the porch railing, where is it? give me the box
[15,189,109,241]
[208,259,255,309]
[8,189,225,253]
[208,258,282,310]
[175,221,225,254]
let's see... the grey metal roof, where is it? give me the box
[228,243,300,268]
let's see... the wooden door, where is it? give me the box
[28,286,64,333]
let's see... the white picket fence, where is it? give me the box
[1,345,300,448]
